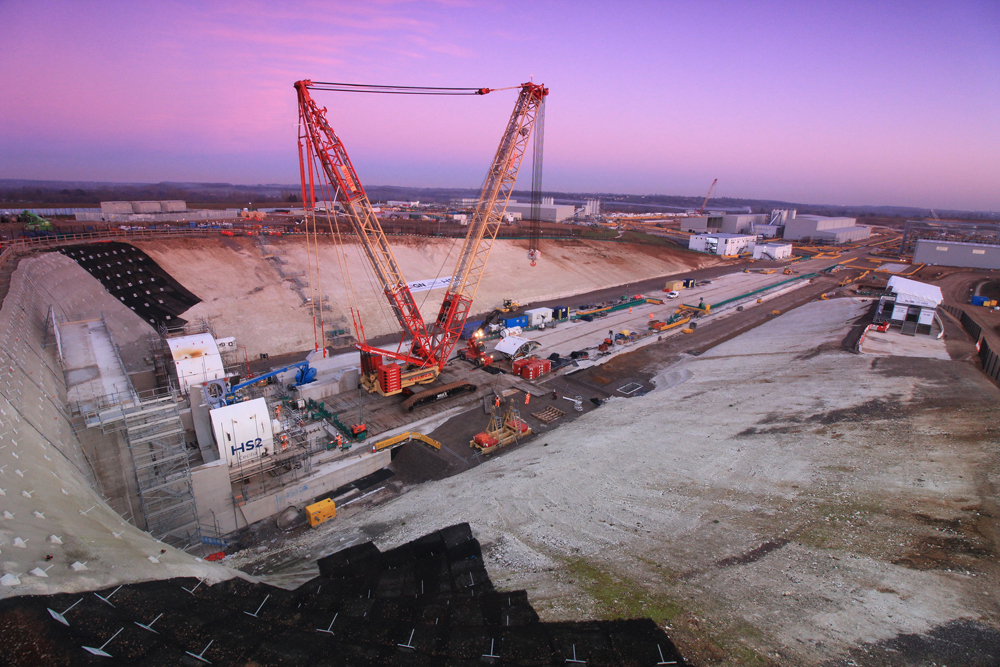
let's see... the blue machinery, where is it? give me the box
[203,361,317,408]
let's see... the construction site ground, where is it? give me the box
[223,290,1000,667]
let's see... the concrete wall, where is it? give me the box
[0,254,233,597]
[914,239,1000,269]
[192,450,391,534]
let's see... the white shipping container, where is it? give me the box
[525,307,553,327]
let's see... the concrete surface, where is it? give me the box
[861,329,950,360]
[0,254,238,599]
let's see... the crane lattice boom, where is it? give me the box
[425,82,548,369]
[296,80,431,366]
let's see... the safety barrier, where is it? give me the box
[979,339,1000,385]
[942,305,998,385]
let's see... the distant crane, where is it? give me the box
[697,178,718,215]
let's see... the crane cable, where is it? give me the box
[305,81,522,96]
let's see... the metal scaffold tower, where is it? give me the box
[122,394,202,553]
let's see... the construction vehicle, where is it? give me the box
[240,208,266,221]
[457,309,505,367]
[295,79,547,403]
[499,299,520,313]
[19,210,54,235]
[470,401,531,454]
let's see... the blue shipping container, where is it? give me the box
[552,305,568,319]
[461,320,484,339]
[504,315,528,328]
[972,295,988,306]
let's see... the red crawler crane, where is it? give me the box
[295,80,548,397]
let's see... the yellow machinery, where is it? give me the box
[306,498,336,527]
[370,431,442,452]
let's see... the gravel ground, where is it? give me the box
[231,297,1000,665]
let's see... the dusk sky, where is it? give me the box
[1,1,998,210]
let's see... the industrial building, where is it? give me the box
[914,239,1000,270]
[101,200,188,214]
[689,232,757,256]
[873,276,943,335]
[504,201,576,223]
[753,242,793,260]
[683,213,767,234]
[781,213,871,243]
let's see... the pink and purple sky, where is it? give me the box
[1,1,998,210]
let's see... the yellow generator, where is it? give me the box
[306,499,337,527]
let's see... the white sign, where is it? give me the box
[407,275,454,293]
[210,398,275,467]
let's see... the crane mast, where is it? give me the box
[424,82,548,369]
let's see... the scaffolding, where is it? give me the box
[121,394,203,553]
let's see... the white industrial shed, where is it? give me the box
[883,276,943,335]
[781,214,871,243]
[167,333,226,395]
[689,233,756,256]
[753,243,793,260]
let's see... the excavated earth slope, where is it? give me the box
[133,236,716,356]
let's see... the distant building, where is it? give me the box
[450,197,479,208]
[781,214,870,243]
[689,233,756,256]
[752,242,793,260]
[913,239,1000,270]
[683,213,767,234]
[503,202,575,223]
[101,200,187,215]
[582,199,601,217]
[387,200,420,207]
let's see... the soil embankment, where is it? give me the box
[133,236,718,356]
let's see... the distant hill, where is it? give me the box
[1,179,995,220]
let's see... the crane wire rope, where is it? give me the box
[305,81,521,96]
[310,147,398,352]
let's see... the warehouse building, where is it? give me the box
[913,239,1000,270]
[683,213,767,234]
[689,233,756,256]
[781,214,870,243]
[503,201,576,223]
